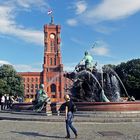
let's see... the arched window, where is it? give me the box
[50,58,53,65]
[50,41,54,47]
[51,84,56,93]
[36,78,38,82]
[27,78,29,82]
[50,41,54,52]
[35,84,38,89]
[32,78,34,82]
[31,84,34,88]
[54,58,56,65]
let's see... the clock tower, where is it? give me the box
[43,17,64,102]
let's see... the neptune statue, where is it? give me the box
[64,51,126,102]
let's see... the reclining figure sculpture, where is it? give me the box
[32,84,50,112]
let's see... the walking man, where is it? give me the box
[64,94,78,139]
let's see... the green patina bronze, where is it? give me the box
[80,51,94,71]
[33,84,50,112]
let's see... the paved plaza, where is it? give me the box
[0,120,140,140]
[0,110,140,140]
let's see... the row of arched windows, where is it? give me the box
[24,84,39,89]
[50,58,56,66]
[23,77,39,83]
[24,84,56,93]
[47,77,60,82]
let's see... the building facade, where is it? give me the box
[19,18,70,102]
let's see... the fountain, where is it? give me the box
[12,73,63,113]
[64,53,140,112]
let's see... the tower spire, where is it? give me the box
[50,15,54,25]
[47,9,54,25]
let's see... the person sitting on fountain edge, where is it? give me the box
[79,51,94,72]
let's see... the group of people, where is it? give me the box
[0,94,21,110]
[0,94,11,110]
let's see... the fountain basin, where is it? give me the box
[75,101,140,111]
[12,101,140,112]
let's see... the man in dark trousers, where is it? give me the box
[64,94,78,139]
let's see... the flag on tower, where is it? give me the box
[48,10,52,15]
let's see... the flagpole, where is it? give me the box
[48,10,54,25]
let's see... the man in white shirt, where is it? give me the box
[1,95,5,110]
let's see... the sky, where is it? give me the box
[0,0,140,72]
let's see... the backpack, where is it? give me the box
[71,101,77,113]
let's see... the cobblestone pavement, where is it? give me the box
[0,120,140,140]
[1,110,140,123]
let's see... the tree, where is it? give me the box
[115,59,140,99]
[103,64,116,70]
[0,64,24,97]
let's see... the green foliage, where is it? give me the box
[103,64,116,70]
[115,59,140,99]
[0,64,24,97]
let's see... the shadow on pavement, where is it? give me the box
[11,131,67,139]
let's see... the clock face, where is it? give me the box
[50,34,55,39]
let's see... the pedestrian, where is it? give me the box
[9,95,15,109]
[64,94,78,139]
[1,95,5,110]
[5,94,10,109]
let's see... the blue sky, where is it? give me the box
[0,0,140,72]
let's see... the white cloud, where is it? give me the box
[64,63,77,72]
[5,0,49,11]
[0,0,49,46]
[71,38,84,45]
[92,47,109,56]
[66,19,78,26]
[17,0,43,8]
[14,64,42,72]
[83,0,140,23]
[0,60,11,65]
[75,1,87,15]
[68,0,140,33]
[89,41,110,56]
[0,59,42,72]
[94,25,117,34]
[66,1,86,26]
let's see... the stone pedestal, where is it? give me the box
[55,102,63,116]
[51,102,63,115]
[45,102,52,116]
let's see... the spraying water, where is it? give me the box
[104,66,129,98]
[64,44,129,102]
